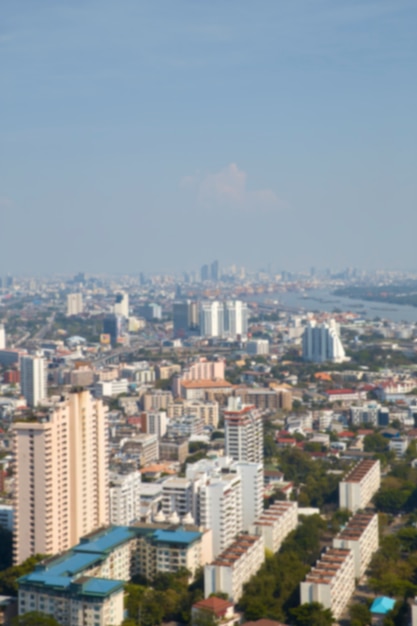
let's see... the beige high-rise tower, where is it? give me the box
[13,390,109,564]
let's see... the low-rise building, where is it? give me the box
[339,459,381,513]
[204,534,264,602]
[332,512,378,579]
[251,502,298,553]
[300,547,355,620]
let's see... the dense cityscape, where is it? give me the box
[1,267,417,625]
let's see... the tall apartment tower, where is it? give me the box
[66,293,83,317]
[114,291,129,318]
[0,323,5,350]
[173,300,199,338]
[199,301,224,338]
[224,398,263,464]
[20,354,47,407]
[224,300,248,339]
[302,319,346,363]
[13,390,109,564]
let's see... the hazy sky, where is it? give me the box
[1,0,417,275]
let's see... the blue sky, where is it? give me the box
[1,0,416,275]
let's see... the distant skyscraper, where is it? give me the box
[20,354,47,407]
[173,300,198,338]
[302,319,346,363]
[66,293,83,317]
[199,301,224,338]
[103,314,122,346]
[0,324,5,350]
[210,260,219,281]
[139,302,162,321]
[200,264,209,282]
[13,390,109,564]
[114,291,129,318]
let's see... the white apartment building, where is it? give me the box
[94,379,129,398]
[162,477,194,518]
[339,459,381,513]
[300,547,355,620]
[389,437,410,458]
[198,473,243,558]
[110,471,141,526]
[223,300,248,339]
[204,534,265,603]
[20,353,47,408]
[246,339,269,355]
[0,323,5,350]
[114,291,129,318]
[251,501,298,553]
[200,301,224,338]
[233,461,263,530]
[332,512,379,579]
[350,402,381,426]
[144,411,168,438]
[13,390,109,564]
[302,319,346,363]
[66,293,83,317]
[224,399,263,464]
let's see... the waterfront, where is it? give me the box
[248,288,417,324]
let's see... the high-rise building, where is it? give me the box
[114,291,129,318]
[109,471,141,526]
[13,390,109,564]
[224,398,263,464]
[138,302,162,321]
[200,264,209,282]
[20,354,47,407]
[66,293,83,317]
[103,314,122,346]
[199,301,224,338]
[224,300,248,339]
[173,300,198,338]
[0,324,5,350]
[302,319,346,363]
[210,260,219,281]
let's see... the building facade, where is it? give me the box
[339,459,381,513]
[20,353,47,408]
[13,390,109,564]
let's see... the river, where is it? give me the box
[246,288,417,324]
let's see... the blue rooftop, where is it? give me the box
[152,529,201,545]
[371,597,396,615]
[76,578,124,597]
[19,526,135,596]
[76,526,135,554]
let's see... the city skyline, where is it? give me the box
[1,0,417,274]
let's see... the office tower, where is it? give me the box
[200,264,209,282]
[109,471,141,526]
[199,301,224,338]
[224,398,263,464]
[173,300,198,338]
[224,300,248,339]
[103,314,122,346]
[302,319,346,363]
[20,354,47,407]
[13,390,109,564]
[114,291,129,318]
[210,260,219,282]
[66,292,83,316]
[0,324,5,350]
[6,275,14,288]
[139,302,162,321]
[139,272,146,286]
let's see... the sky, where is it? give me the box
[1,0,417,276]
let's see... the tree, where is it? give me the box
[290,602,334,626]
[0,554,45,596]
[12,612,61,626]
[349,602,372,626]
